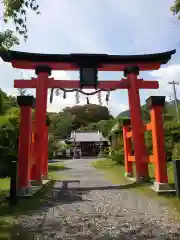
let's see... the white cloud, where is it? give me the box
[148,64,180,99]
[48,90,128,116]
[108,102,129,117]
[109,0,177,53]
[47,71,129,115]
[47,79,126,116]
[14,0,112,54]
[0,0,179,116]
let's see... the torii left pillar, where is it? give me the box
[17,95,35,195]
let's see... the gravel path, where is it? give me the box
[17,158,180,239]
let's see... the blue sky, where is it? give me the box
[1,0,180,116]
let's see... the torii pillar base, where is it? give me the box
[152,182,173,193]
[125,176,150,184]
[17,187,32,196]
[124,172,133,178]
[30,177,43,186]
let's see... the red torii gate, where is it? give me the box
[0,49,175,193]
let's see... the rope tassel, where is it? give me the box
[106,91,110,104]
[63,91,66,99]
[50,89,54,103]
[87,97,90,104]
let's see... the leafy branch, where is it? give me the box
[171,0,180,19]
[0,29,19,50]
[1,0,40,49]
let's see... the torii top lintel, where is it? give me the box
[0,49,176,71]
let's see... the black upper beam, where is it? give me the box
[0,49,176,66]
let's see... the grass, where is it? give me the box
[0,178,10,202]
[48,161,70,180]
[92,159,175,184]
[91,159,129,185]
[0,162,67,200]
[48,162,67,171]
[92,159,180,217]
[0,161,70,238]
[148,161,175,184]
[0,180,55,239]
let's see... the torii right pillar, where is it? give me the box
[146,96,170,192]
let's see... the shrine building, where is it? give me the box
[67,130,110,157]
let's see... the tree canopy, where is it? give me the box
[171,0,180,18]
[62,104,112,129]
[48,104,113,139]
[1,0,40,49]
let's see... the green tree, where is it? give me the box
[0,29,19,50]
[0,90,5,115]
[79,119,116,137]
[171,0,180,18]
[96,119,116,137]
[0,89,17,113]
[49,112,75,139]
[0,107,19,177]
[62,104,112,129]
[1,0,40,49]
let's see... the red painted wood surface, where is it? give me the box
[127,72,149,180]
[34,72,48,181]
[123,125,133,175]
[18,106,32,188]
[150,106,168,183]
[123,104,168,183]
[14,79,159,90]
[42,125,48,177]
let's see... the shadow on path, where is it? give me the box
[46,180,147,208]
[53,180,141,191]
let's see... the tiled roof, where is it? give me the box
[68,131,108,142]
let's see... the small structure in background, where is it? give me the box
[50,139,72,159]
[108,117,130,156]
[67,130,110,157]
[109,122,123,152]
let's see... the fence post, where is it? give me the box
[173,160,180,197]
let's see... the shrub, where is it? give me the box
[99,147,110,158]
[144,121,180,162]
[110,149,124,165]
[164,121,180,161]
[172,142,180,160]
[144,131,152,155]
[0,114,19,177]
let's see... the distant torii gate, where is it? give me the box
[0,49,175,193]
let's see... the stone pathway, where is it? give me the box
[17,158,180,239]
